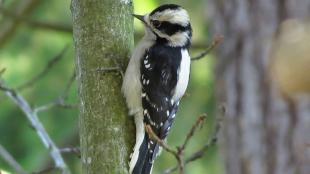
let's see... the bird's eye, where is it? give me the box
[152,20,161,28]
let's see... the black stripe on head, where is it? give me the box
[150,4,181,16]
[156,22,191,36]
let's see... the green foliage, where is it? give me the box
[0,0,223,173]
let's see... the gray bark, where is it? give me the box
[208,1,310,174]
[71,0,135,173]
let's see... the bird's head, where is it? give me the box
[133,4,192,48]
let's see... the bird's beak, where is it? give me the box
[132,14,146,24]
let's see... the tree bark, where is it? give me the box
[71,0,135,173]
[208,1,310,174]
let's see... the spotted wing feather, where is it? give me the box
[140,44,181,162]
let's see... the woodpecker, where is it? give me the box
[122,4,192,174]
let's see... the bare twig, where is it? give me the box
[180,114,207,150]
[17,46,69,90]
[60,71,76,101]
[145,125,178,156]
[145,115,209,174]
[59,147,80,157]
[34,71,77,114]
[0,144,27,174]
[34,102,78,114]
[145,125,185,174]
[162,114,222,174]
[112,58,125,78]
[96,66,123,75]
[0,7,72,33]
[174,114,207,173]
[191,35,223,61]
[0,83,70,174]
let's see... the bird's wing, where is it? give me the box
[140,45,181,160]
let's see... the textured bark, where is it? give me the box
[208,1,310,174]
[71,0,135,173]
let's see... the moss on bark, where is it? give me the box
[71,0,135,173]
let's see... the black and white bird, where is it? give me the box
[122,4,192,174]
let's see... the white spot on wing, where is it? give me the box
[145,64,151,68]
[172,114,176,118]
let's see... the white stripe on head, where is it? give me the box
[151,8,189,26]
[144,9,191,47]
[168,31,190,47]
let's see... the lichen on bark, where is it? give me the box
[71,0,135,173]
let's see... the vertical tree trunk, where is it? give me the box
[208,1,310,174]
[71,0,135,173]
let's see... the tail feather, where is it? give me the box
[131,134,159,174]
[141,154,153,174]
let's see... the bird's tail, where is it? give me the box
[130,134,159,174]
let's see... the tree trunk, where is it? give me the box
[71,0,135,173]
[208,1,310,174]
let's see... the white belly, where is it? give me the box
[172,49,191,101]
[122,37,154,115]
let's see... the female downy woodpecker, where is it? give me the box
[122,4,192,174]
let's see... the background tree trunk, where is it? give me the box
[71,0,135,173]
[208,1,310,174]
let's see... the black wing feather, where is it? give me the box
[140,44,182,165]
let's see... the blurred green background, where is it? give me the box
[0,0,223,173]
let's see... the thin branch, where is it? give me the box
[180,114,207,150]
[17,46,69,90]
[112,58,125,78]
[191,35,223,61]
[145,125,178,156]
[34,102,78,114]
[0,144,27,174]
[0,82,70,174]
[33,71,78,114]
[96,67,123,74]
[59,147,80,157]
[60,71,76,101]
[145,115,209,174]
[145,125,185,174]
[162,114,222,174]
[0,7,72,33]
